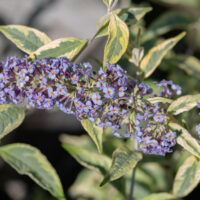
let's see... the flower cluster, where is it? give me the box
[0,56,180,156]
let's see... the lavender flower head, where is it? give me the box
[0,56,180,156]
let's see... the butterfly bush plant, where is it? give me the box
[0,0,200,199]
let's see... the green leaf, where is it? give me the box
[59,134,96,151]
[169,122,200,159]
[81,119,103,153]
[167,94,200,115]
[96,7,152,38]
[147,97,173,104]
[0,25,51,54]
[142,193,176,200]
[167,55,200,79]
[62,144,111,174]
[102,0,115,8]
[104,14,129,64]
[0,143,65,200]
[0,105,25,140]
[29,37,87,60]
[140,32,186,79]
[173,156,200,197]
[100,147,142,186]
[69,169,123,200]
[143,11,195,41]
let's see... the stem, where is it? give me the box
[128,167,137,200]
[73,0,118,63]
[127,141,139,200]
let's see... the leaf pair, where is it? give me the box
[0,25,87,60]
[61,133,142,188]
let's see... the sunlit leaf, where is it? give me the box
[0,105,25,140]
[0,25,51,54]
[81,119,103,153]
[173,156,200,197]
[96,7,152,38]
[104,14,129,64]
[169,122,200,159]
[30,37,87,60]
[0,143,65,200]
[100,147,142,186]
[140,32,186,79]
[147,97,173,104]
[167,94,200,115]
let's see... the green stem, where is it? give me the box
[128,141,139,200]
[73,0,118,63]
[128,166,137,200]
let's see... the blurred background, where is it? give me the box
[0,0,200,199]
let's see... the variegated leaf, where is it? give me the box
[140,32,186,79]
[96,7,152,38]
[104,14,129,64]
[168,55,200,79]
[81,119,103,153]
[156,0,199,7]
[167,94,200,115]
[100,147,142,186]
[0,25,51,54]
[0,143,65,200]
[169,122,200,159]
[147,97,173,104]
[143,11,194,41]
[30,37,87,60]
[173,156,200,197]
[0,105,25,140]
[102,0,114,8]
[62,144,111,174]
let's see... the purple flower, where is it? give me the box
[118,86,126,97]
[48,87,57,99]
[56,85,68,96]
[103,87,115,98]
[109,106,119,115]
[172,84,182,95]
[96,80,107,90]
[0,72,9,85]
[196,124,200,135]
[74,98,82,108]
[91,93,102,105]
[18,69,28,77]
[48,69,59,80]
[165,132,176,141]
[35,92,45,106]
[84,101,92,112]
[44,98,54,109]
[40,77,47,87]
[153,113,165,123]
[28,64,35,73]
[71,74,79,84]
